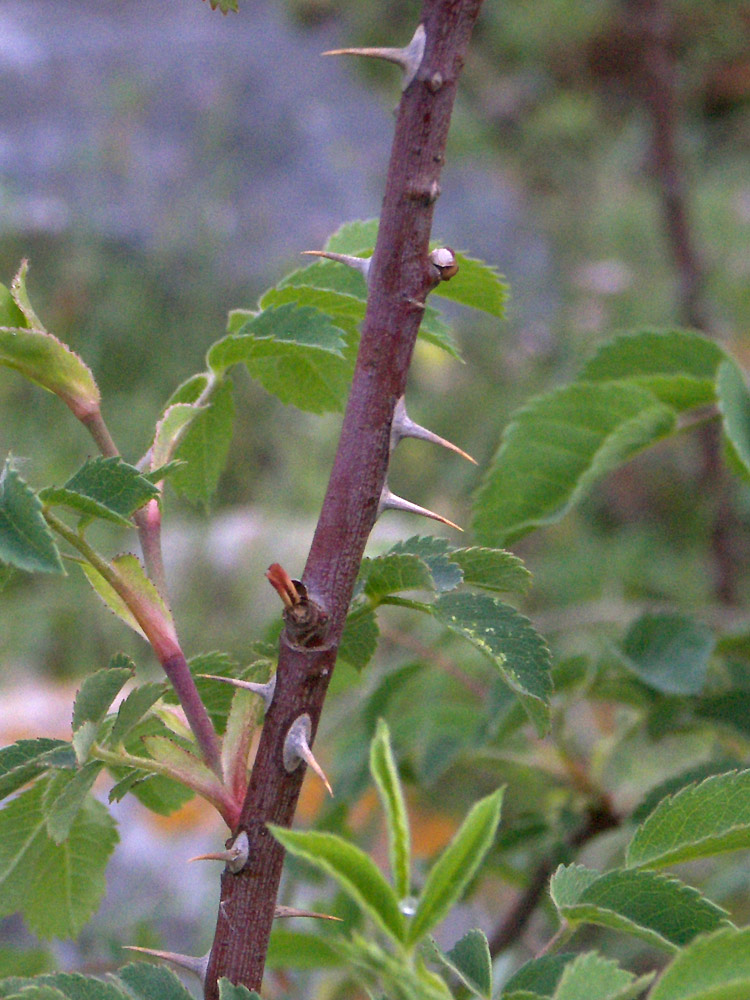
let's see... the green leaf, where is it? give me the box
[626,769,750,869]
[141,735,225,805]
[339,606,379,670]
[429,929,492,999]
[501,954,578,997]
[218,982,262,1000]
[209,304,351,413]
[2,972,130,1000]
[108,683,165,746]
[0,985,71,1000]
[170,377,234,504]
[549,864,729,952]
[431,253,508,320]
[0,327,100,419]
[450,547,531,595]
[325,217,378,254]
[0,461,64,574]
[580,329,726,411]
[116,962,195,1000]
[717,358,750,478]
[266,929,343,969]
[270,826,405,944]
[473,381,676,545]
[388,536,463,593]
[360,552,435,599]
[618,613,714,695]
[551,952,651,1000]
[0,739,76,802]
[42,762,105,844]
[205,0,239,12]
[0,778,118,939]
[72,660,134,732]
[407,787,504,945]
[632,759,743,823]
[370,720,411,900]
[79,554,172,641]
[648,926,750,1000]
[40,457,160,528]
[0,281,28,327]
[433,592,552,735]
[0,946,54,977]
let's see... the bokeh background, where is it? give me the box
[1,0,748,990]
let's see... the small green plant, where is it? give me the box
[1,3,749,1000]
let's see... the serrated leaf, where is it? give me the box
[6,972,130,1000]
[107,769,194,816]
[40,457,159,529]
[0,779,118,939]
[648,926,750,1000]
[151,402,202,470]
[325,218,379,254]
[72,660,134,732]
[430,929,492,999]
[141,735,224,805]
[580,329,726,410]
[0,461,63,574]
[626,769,750,869]
[0,327,100,419]
[388,536,463,593]
[431,253,508,319]
[632,759,743,823]
[170,377,234,504]
[1,984,71,1000]
[501,954,578,997]
[551,952,650,1000]
[619,613,714,695]
[433,592,552,735]
[116,962,195,1000]
[717,358,750,478]
[278,258,368,301]
[339,606,379,670]
[210,305,351,414]
[0,281,28,327]
[270,826,406,944]
[473,381,676,545]
[370,720,411,900]
[0,739,76,802]
[259,285,363,342]
[407,788,504,945]
[361,552,435,599]
[108,683,165,746]
[549,864,729,953]
[42,762,104,844]
[450,547,531,594]
[0,946,54,978]
[266,929,343,969]
[79,554,173,641]
[217,981,262,1000]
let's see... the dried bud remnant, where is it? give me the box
[266,563,329,647]
[429,247,459,281]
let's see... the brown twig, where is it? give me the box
[203,4,485,995]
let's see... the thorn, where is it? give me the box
[323,23,426,90]
[197,672,276,711]
[283,714,333,796]
[391,396,477,464]
[189,830,249,874]
[266,563,301,609]
[302,249,371,281]
[122,947,209,983]
[274,905,343,921]
[428,246,459,281]
[378,482,463,532]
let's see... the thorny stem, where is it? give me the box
[44,509,223,777]
[204,3,485,995]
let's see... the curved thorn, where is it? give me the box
[391,396,477,464]
[378,483,463,532]
[302,249,371,280]
[197,673,276,711]
[274,905,343,921]
[122,947,210,983]
[189,830,249,874]
[323,23,426,90]
[283,714,333,796]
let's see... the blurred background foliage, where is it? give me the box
[1,0,749,993]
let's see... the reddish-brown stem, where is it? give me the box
[204,2,484,995]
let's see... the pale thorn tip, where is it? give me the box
[302,249,371,280]
[378,483,463,532]
[283,714,333,796]
[197,672,276,711]
[189,830,249,874]
[274,905,343,921]
[122,947,210,983]
[323,23,426,90]
[391,396,477,464]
